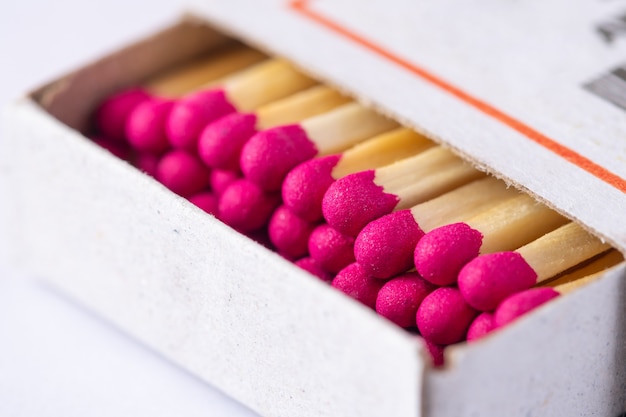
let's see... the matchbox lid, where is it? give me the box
[191,0,626,251]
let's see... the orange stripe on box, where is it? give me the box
[289,0,626,193]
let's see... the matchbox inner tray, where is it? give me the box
[2,7,625,417]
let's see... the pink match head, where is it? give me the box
[466,312,495,342]
[268,205,317,260]
[210,169,241,197]
[308,224,356,274]
[91,136,131,160]
[282,155,342,222]
[423,339,446,367]
[355,210,424,279]
[218,178,281,233]
[126,98,175,154]
[332,262,385,309]
[458,252,538,311]
[167,89,236,151]
[240,125,318,192]
[156,150,210,197]
[494,287,560,329]
[322,170,399,237]
[95,87,151,141]
[414,222,483,286]
[133,152,160,177]
[416,287,479,345]
[197,112,257,171]
[375,272,437,328]
[188,191,219,216]
[295,257,334,282]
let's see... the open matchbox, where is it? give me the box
[2,1,626,416]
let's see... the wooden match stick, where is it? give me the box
[239,102,400,191]
[199,85,353,171]
[543,249,623,292]
[323,146,484,236]
[459,222,612,311]
[282,128,435,221]
[144,45,267,97]
[167,57,318,150]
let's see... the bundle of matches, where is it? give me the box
[90,45,620,367]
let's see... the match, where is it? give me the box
[322,146,483,237]
[282,128,435,222]
[239,102,399,191]
[412,193,568,285]
[197,85,351,172]
[167,57,317,151]
[458,222,612,311]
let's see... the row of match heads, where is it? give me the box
[89,43,622,365]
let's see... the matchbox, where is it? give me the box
[1,1,625,417]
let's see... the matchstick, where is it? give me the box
[239,102,400,191]
[197,85,351,172]
[281,128,435,222]
[458,222,611,311]
[322,146,484,237]
[166,58,318,150]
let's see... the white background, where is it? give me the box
[0,1,258,415]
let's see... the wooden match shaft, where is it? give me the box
[410,177,521,232]
[144,45,267,97]
[222,59,317,111]
[331,128,435,178]
[516,222,612,283]
[371,147,485,210]
[544,250,623,293]
[300,103,399,155]
[255,85,351,129]
[464,194,569,254]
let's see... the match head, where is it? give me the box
[210,169,241,197]
[295,257,334,283]
[188,191,219,216]
[218,178,281,233]
[458,251,538,312]
[414,222,483,286]
[282,155,342,222]
[91,136,131,160]
[466,312,495,342]
[197,112,257,171]
[156,150,210,197]
[126,98,175,154]
[167,89,236,151]
[493,287,560,329]
[423,339,446,367]
[308,223,356,274]
[375,272,436,328]
[268,205,317,260]
[95,87,151,141]
[332,262,385,309]
[133,152,160,177]
[355,210,424,279]
[240,125,318,192]
[416,287,479,345]
[322,170,400,237]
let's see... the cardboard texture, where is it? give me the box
[2,3,626,417]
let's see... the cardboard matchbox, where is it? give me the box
[2,0,626,416]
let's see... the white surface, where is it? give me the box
[0,1,257,416]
